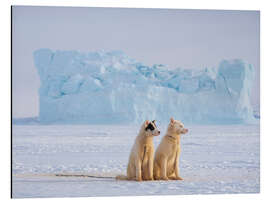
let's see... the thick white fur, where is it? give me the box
[116,121,160,181]
[154,118,188,180]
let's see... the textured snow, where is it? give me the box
[34,49,256,124]
[12,124,259,198]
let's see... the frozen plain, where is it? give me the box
[12,124,259,198]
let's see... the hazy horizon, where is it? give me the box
[12,6,260,118]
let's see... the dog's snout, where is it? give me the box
[158,131,160,134]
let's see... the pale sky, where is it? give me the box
[12,6,260,118]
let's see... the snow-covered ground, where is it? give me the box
[12,124,260,198]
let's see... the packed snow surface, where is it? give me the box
[34,49,256,124]
[12,124,259,198]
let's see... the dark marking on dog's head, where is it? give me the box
[144,120,160,136]
[145,122,155,131]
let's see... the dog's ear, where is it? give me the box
[145,120,150,127]
[170,117,175,124]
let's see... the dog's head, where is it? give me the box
[144,120,160,136]
[168,117,188,135]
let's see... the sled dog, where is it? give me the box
[154,118,188,180]
[116,120,160,181]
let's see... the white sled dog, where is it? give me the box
[116,120,160,181]
[154,118,188,180]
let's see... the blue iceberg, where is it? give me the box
[34,49,256,124]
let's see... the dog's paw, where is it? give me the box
[168,176,183,180]
[160,176,169,181]
[136,177,142,182]
[175,176,183,180]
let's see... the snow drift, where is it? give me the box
[34,49,256,124]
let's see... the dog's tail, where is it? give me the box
[115,175,129,180]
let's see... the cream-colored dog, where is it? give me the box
[154,118,188,180]
[116,120,160,181]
